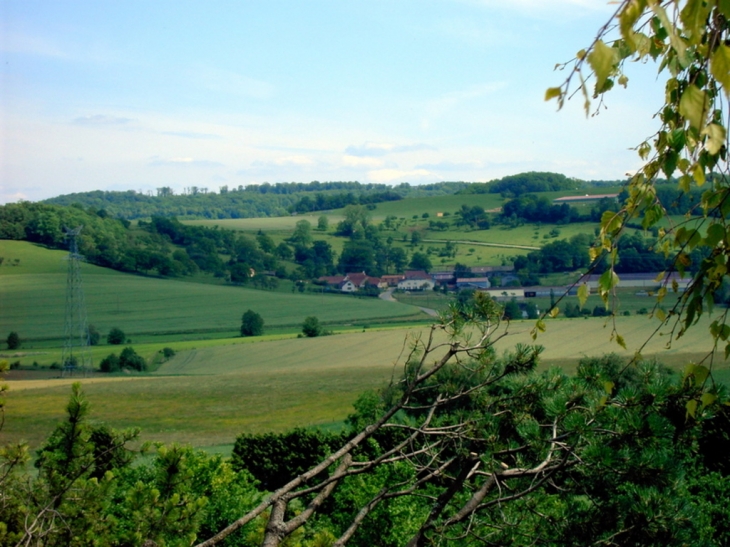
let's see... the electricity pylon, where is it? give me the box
[61,226,92,377]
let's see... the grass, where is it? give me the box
[4,314,727,450]
[0,240,427,344]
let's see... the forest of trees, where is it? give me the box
[38,175,624,221]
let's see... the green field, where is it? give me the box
[4,198,725,457]
[0,240,427,343]
[4,314,727,450]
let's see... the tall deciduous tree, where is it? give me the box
[241,309,265,337]
[6,331,20,350]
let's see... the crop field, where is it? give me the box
[185,214,344,233]
[4,314,727,451]
[0,241,426,343]
[423,222,597,247]
[369,194,504,218]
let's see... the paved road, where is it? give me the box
[379,288,439,317]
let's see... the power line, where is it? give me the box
[61,226,92,377]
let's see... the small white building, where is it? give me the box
[397,271,436,291]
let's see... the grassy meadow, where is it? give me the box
[0,240,427,344]
[4,313,728,451]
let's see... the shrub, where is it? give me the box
[302,316,321,338]
[6,331,20,350]
[100,353,120,373]
[240,310,265,337]
[119,347,146,371]
[107,327,126,345]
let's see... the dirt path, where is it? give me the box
[422,238,539,251]
[380,288,438,317]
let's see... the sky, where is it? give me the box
[0,0,667,204]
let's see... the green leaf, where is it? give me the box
[615,334,626,349]
[692,364,710,385]
[680,0,711,46]
[577,284,589,308]
[619,0,645,46]
[686,399,698,418]
[693,163,706,186]
[701,392,717,409]
[602,381,615,395]
[587,40,618,93]
[702,123,727,155]
[704,224,726,248]
[599,269,619,294]
[651,3,690,67]
[545,87,562,102]
[679,85,708,130]
[655,307,667,322]
[711,44,730,98]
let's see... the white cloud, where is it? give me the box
[366,168,437,184]
[342,155,384,168]
[345,142,436,157]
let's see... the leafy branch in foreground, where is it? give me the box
[547,0,729,361]
[195,295,729,547]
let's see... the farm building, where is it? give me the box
[583,272,691,290]
[553,193,619,203]
[456,277,491,289]
[398,271,436,291]
[481,288,525,300]
[317,272,385,292]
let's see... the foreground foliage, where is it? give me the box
[2,295,729,545]
[547,0,730,362]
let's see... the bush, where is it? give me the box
[302,316,321,338]
[6,331,20,350]
[162,347,176,359]
[119,347,146,371]
[107,327,126,345]
[100,353,120,373]
[240,309,265,337]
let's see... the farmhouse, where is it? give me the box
[317,271,384,293]
[381,274,406,287]
[397,270,436,291]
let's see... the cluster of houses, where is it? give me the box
[317,265,520,294]
[317,270,436,292]
[316,266,694,301]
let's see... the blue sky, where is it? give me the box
[0,1,666,203]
